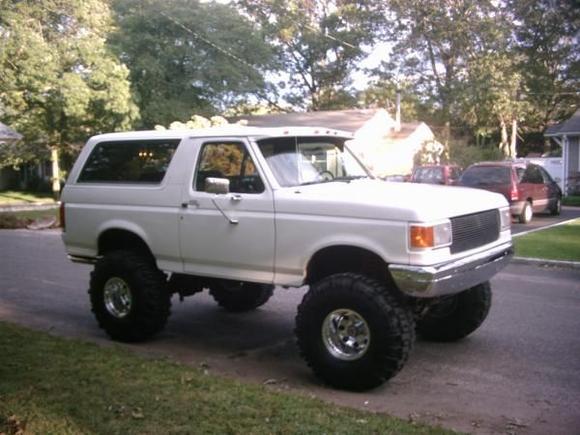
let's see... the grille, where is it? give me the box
[450,209,500,254]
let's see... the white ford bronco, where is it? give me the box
[61,126,513,390]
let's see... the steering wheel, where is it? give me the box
[319,171,335,181]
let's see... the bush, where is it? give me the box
[447,141,505,168]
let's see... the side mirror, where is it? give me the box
[205,177,230,194]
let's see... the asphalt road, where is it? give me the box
[1,229,579,434]
[511,205,580,235]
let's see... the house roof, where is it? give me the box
[544,109,580,136]
[230,109,421,136]
[0,122,22,141]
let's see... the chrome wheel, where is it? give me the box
[322,309,370,361]
[103,277,133,318]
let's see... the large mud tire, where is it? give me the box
[417,282,492,342]
[89,250,170,342]
[295,273,415,391]
[209,280,274,312]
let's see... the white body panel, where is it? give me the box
[62,127,511,289]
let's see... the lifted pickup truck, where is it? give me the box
[61,126,513,390]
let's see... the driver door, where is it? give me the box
[179,138,275,283]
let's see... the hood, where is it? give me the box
[274,179,508,222]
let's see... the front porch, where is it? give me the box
[545,109,580,196]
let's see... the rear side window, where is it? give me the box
[78,139,180,184]
[460,166,511,186]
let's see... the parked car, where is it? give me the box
[411,165,462,185]
[459,161,562,223]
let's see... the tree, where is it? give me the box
[0,0,139,196]
[110,0,276,128]
[379,1,521,145]
[236,0,383,110]
[510,0,580,130]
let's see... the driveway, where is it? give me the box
[511,205,580,235]
[1,229,579,434]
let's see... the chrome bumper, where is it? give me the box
[389,242,513,298]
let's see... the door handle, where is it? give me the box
[181,200,199,208]
[231,194,242,202]
[211,198,239,224]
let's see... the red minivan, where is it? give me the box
[459,162,562,224]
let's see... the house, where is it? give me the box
[0,122,23,190]
[231,106,441,177]
[544,108,580,196]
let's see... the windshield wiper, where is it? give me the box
[299,175,369,186]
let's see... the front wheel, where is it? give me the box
[295,273,415,391]
[89,250,171,342]
[416,282,492,342]
[209,280,273,312]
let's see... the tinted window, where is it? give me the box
[78,140,179,184]
[538,166,555,184]
[195,142,264,194]
[521,165,543,184]
[460,166,511,187]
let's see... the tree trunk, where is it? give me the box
[51,146,61,201]
[499,117,509,158]
[510,118,517,158]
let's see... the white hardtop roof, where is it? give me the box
[90,125,354,142]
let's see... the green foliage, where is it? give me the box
[447,140,505,169]
[510,0,580,130]
[237,0,383,110]
[378,0,579,147]
[110,0,276,128]
[0,0,139,168]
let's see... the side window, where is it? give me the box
[538,167,554,184]
[521,165,543,184]
[195,142,265,194]
[78,139,180,184]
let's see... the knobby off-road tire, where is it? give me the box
[417,282,492,342]
[295,273,415,391]
[89,250,171,342]
[209,280,274,312]
[518,201,533,224]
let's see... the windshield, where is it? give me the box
[256,136,369,187]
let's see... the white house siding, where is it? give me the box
[567,137,580,195]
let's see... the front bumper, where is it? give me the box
[389,242,513,298]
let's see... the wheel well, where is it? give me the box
[98,229,154,261]
[305,245,395,286]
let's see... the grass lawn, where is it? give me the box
[0,190,55,205]
[514,219,580,261]
[0,208,58,229]
[562,195,580,207]
[0,322,451,435]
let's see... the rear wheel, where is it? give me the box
[209,280,273,312]
[416,282,492,342]
[89,250,170,342]
[295,273,415,391]
[518,201,533,224]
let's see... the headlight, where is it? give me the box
[409,221,452,250]
[499,206,511,231]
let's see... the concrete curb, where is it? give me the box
[0,203,58,213]
[512,256,580,270]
